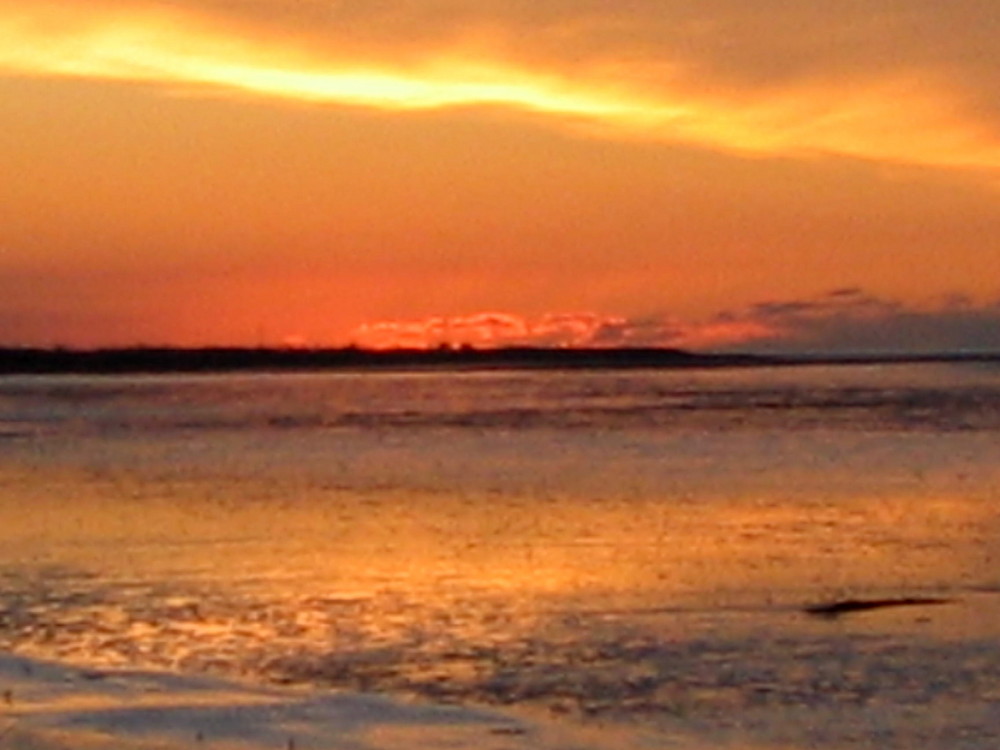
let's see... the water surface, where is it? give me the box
[2,362,1000,747]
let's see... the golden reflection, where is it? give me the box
[0,463,988,612]
[3,456,999,715]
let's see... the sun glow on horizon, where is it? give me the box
[350,311,783,351]
[2,3,999,171]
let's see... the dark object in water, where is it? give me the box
[490,726,527,736]
[804,597,952,618]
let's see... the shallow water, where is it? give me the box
[2,362,1000,747]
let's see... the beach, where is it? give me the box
[2,363,1000,748]
[2,652,657,750]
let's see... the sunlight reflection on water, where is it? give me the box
[2,363,1000,747]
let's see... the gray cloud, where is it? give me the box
[711,289,1000,354]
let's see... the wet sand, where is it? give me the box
[0,653,683,750]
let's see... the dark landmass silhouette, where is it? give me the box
[0,346,767,374]
[0,346,997,375]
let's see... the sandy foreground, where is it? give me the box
[0,653,696,750]
[5,646,1000,750]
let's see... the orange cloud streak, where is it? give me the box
[0,4,674,121]
[1,3,999,171]
[350,311,781,351]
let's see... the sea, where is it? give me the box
[2,360,1000,748]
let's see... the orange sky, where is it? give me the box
[1,1,999,351]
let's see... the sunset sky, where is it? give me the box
[1,1,999,352]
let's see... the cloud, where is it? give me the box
[353,312,602,349]
[1,1,999,170]
[348,309,779,351]
[349,291,1000,354]
[715,289,1000,354]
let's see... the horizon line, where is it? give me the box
[1,344,998,376]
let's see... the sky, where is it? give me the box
[1,0,999,353]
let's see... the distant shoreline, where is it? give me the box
[1,346,998,375]
[0,346,763,375]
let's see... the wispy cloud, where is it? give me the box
[350,291,1000,354]
[1,2,999,170]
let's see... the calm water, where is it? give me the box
[2,362,1000,747]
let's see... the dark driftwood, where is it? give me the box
[804,597,952,618]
